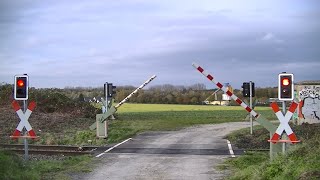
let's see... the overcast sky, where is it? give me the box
[0,0,319,89]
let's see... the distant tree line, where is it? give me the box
[63,83,278,106]
[0,83,278,107]
[114,84,277,106]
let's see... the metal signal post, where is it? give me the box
[282,101,287,154]
[249,81,253,135]
[23,100,29,161]
[242,81,255,134]
[91,75,157,138]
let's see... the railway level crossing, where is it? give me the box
[192,62,299,159]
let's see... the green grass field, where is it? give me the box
[105,103,277,143]
[117,103,275,113]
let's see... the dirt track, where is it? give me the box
[78,122,254,180]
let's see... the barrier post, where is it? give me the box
[192,62,282,159]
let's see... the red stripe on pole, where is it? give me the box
[271,133,280,143]
[13,129,20,136]
[12,129,20,139]
[12,100,20,111]
[197,66,204,73]
[236,98,242,105]
[207,74,213,81]
[245,106,252,112]
[288,133,298,143]
[288,102,298,113]
[270,102,280,113]
[217,82,223,89]
[28,101,36,111]
[226,90,232,96]
[28,130,37,138]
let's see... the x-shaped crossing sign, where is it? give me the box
[11,100,37,139]
[270,102,299,143]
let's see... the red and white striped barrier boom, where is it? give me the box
[192,63,259,118]
[11,100,37,139]
[115,75,157,109]
[270,102,298,143]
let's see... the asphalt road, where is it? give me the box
[78,122,252,180]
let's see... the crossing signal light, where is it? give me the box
[104,82,117,98]
[107,83,116,98]
[242,82,255,97]
[14,75,29,100]
[278,73,294,101]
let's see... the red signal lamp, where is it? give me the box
[17,79,25,87]
[282,78,290,86]
[14,75,29,100]
[278,73,294,101]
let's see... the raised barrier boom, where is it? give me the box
[115,75,156,109]
[90,75,157,130]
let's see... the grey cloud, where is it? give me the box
[1,0,319,88]
[116,26,320,88]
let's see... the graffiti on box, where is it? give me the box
[298,85,320,121]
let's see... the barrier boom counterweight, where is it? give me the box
[90,75,157,131]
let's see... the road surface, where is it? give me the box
[78,122,252,180]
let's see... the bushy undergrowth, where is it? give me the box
[29,90,99,118]
[0,84,99,118]
[225,123,320,180]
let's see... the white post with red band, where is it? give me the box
[11,100,37,139]
[270,102,299,143]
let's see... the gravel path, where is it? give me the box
[76,122,254,180]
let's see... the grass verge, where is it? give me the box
[0,150,93,180]
[223,123,320,180]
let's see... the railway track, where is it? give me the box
[0,144,99,156]
[0,144,270,156]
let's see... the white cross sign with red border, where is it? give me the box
[11,100,37,139]
[270,102,299,143]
